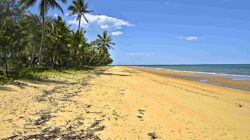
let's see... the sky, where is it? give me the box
[29,0,250,65]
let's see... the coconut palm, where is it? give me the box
[20,0,67,65]
[68,0,92,33]
[68,0,92,67]
[89,31,115,65]
[97,31,115,50]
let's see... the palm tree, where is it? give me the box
[68,0,92,33]
[89,31,115,65]
[68,0,92,67]
[20,0,67,65]
[47,16,72,68]
[97,31,115,50]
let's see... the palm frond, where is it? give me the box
[83,15,88,23]
[49,0,64,14]
[20,0,36,8]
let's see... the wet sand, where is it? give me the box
[132,66,250,91]
[0,66,250,139]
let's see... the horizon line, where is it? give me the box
[113,63,250,66]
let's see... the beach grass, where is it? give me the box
[0,66,112,85]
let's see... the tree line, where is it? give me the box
[0,0,114,78]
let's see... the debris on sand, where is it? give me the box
[34,112,53,125]
[3,127,101,140]
[148,132,158,139]
[235,103,243,108]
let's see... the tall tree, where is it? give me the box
[21,13,43,67]
[68,0,92,33]
[20,0,67,65]
[68,0,92,67]
[0,0,25,77]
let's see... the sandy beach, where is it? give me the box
[0,66,250,140]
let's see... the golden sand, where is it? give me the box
[0,66,250,139]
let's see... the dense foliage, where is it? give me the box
[0,0,114,78]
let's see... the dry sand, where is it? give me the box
[0,66,250,140]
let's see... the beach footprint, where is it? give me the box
[120,89,125,95]
[137,109,146,121]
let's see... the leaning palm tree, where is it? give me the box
[68,0,92,33]
[97,31,115,51]
[20,0,67,65]
[89,31,115,65]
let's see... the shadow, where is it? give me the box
[0,86,13,91]
[122,70,139,74]
[0,77,69,92]
[97,69,106,72]
[3,127,101,140]
[19,73,71,85]
[24,77,70,85]
[98,72,131,77]
[8,81,28,89]
[3,116,103,140]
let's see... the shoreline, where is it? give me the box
[131,66,250,80]
[130,66,250,91]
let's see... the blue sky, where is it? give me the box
[29,0,250,65]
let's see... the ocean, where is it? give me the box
[134,64,250,81]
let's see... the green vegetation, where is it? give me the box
[0,0,114,83]
[0,66,112,85]
[21,67,92,84]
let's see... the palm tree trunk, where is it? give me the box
[4,45,8,78]
[51,45,57,68]
[88,50,100,66]
[83,53,87,66]
[51,46,54,68]
[39,14,45,66]
[52,54,55,68]
[78,17,81,33]
[73,17,82,68]
[39,1,46,66]
[97,53,106,66]
[29,44,36,67]
[73,46,76,68]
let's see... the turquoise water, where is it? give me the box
[135,64,250,81]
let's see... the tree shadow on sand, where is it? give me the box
[3,127,102,140]
[3,116,104,140]
[97,72,131,77]
[0,86,13,91]
[20,73,71,85]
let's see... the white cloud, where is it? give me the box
[111,31,123,36]
[68,14,133,31]
[176,36,201,41]
[101,25,109,29]
[66,12,70,16]
[53,14,58,17]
